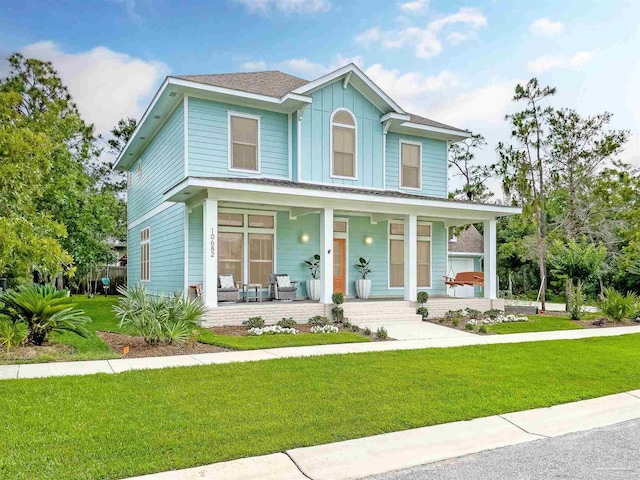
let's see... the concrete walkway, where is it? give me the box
[3,325,640,380]
[125,391,640,480]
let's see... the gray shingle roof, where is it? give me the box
[174,71,309,98]
[449,224,484,253]
[407,113,468,133]
[174,70,468,133]
[194,177,499,207]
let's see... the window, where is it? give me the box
[331,109,356,178]
[249,233,273,285]
[388,222,432,288]
[333,220,347,233]
[137,161,142,179]
[218,232,244,283]
[127,172,131,188]
[400,141,421,189]
[217,211,276,287]
[389,223,404,288]
[230,114,259,172]
[140,228,150,281]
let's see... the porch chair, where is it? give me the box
[268,274,298,301]
[218,274,241,302]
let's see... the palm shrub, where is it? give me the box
[0,318,28,352]
[0,284,90,346]
[598,287,637,322]
[113,286,205,345]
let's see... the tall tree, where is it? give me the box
[548,109,629,239]
[493,78,556,310]
[448,133,492,202]
[0,53,122,286]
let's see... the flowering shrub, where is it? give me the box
[310,324,339,334]
[467,314,528,326]
[247,325,299,336]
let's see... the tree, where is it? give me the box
[448,133,492,202]
[0,53,123,287]
[548,239,606,319]
[493,78,556,310]
[548,109,629,239]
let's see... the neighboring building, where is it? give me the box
[114,63,519,318]
[448,225,484,298]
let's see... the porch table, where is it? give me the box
[243,283,262,303]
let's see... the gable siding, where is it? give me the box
[127,104,184,222]
[188,97,289,179]
[300,83,384,188]
[385,132,448,198]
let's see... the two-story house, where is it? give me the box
[114,64,519,325]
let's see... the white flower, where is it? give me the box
[247,325,299,336]
[310,325,339,334]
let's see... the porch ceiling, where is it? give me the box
[168,177,521,225]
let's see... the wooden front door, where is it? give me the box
[333,238,346,294]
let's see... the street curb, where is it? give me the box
[122,391,640,480]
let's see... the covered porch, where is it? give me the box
[167,177,519,323]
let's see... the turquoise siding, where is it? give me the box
[188,97,289,179]
[300,83,384,188]
[291,116,298,180]
[188,205,203,285]
[385,132,448,198]
[127,203,185,295]
[275,213,447,298]
[127,104,184,222]
[276,211,320,298]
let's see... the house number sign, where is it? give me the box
[210,229,216,258]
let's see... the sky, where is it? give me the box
[1,0,639,190]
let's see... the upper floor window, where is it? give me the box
[331,109,356,179]
[229,113,260,172]
[400,141,421,189]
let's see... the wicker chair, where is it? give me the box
[217,274,241,302]
[268,274,298,301]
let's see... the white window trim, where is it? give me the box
[217,208,277,289]
[140,227,150,282]
[330,107,358,181]
[228,111,261,174]
[333,218,349,296]
[387,220,432,289]
[399,139,423,191]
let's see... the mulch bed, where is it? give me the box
[577,318,638,329]
[208,323,324,336]
[97,331,229,358]
[424,318,496,335]
[1,343,74,361]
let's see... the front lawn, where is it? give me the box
[2,334,640,479]
[198,329,370,350]
[487,315,584,334]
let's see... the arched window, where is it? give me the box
[331,109,356,179]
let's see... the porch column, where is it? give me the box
[404,214,417,301]
[203,197,218,308]
[483,219,497,299]
[319,207,334,304]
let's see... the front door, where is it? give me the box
[333,238,346,294]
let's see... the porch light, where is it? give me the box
[300,233,310,243]
[364,236,373,245]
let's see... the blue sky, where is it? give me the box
[2,0,638,175]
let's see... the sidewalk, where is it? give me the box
[3,325,640,380]
[126,390,640,480]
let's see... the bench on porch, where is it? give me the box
[444,271,484,288]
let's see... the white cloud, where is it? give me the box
[242,60,268,71]
[19,41,169,133]
[110,0,142,22]
[400,0,428,13]
[530,17,564,36]
[528,51,594,73]
[257,55,364,79]
[233,0,331,14]
[356,7,487,58]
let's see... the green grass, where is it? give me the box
[487,315,585,334]
[198,329,370,349]
[1,334,639,479]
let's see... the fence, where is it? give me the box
[70,266,127,295]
